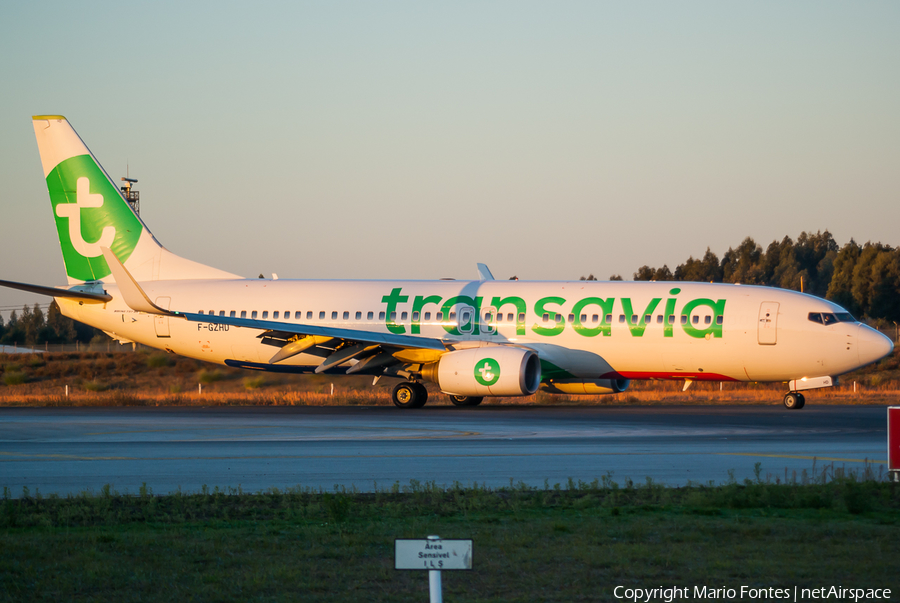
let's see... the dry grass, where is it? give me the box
[1,350,898,407]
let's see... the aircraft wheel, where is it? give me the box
[449,395,484,407]
[795,393,805,409]
[392,382,425,409]
[783,392,802,410]
[411,382,428,408]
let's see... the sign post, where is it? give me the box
[889,407,900,482]
[395,535,473,603]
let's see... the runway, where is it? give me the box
[0,405,890,497]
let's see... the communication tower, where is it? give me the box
[120,176,140,215]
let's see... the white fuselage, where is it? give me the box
[59,278,886,383]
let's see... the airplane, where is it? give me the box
[1,115,893,410]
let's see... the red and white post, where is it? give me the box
[889,407,900,482]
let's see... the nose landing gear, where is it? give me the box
[783,392,806,409]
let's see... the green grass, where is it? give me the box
[198,368,225,383]
[1,476,898,602]
[243,375,266,389]
[2,370,27,386]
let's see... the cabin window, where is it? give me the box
[680,315,688,325]
[241,311,247,318]
[390,311,397,321]
[716,316,724,325]
[668,315,675,324]
[449,311,456,321]
[251,311,258,319]
[555,313,562,323]
[400,311,407,321]
[496,313,503,322]
[568,314,575,323]
[657,315,663,324]
[331,311,338,320]
[592,314,599,323]
[704,315,711,324]
[543,313,549,323]
[379,311,385,320]
[356,311,362,320]
[424,312,431,320]
[631,315,638,323]
[219,311,225,317]
[692,315,699,324]
[199,310,204,315]
[307,311,313,319]
[645,314,651,323]
[208,310,214,315]
[284,311,290,318]
[437,312,444,321]
[295,311,302,319]
[273,311,279,319]
[618,315,625,323]
[580,314,587,323]
[485,313,493,323]
[343,311,349,320]
[230,311,236,318]
[262,311,268,319]
[518,312,525,323]
[605,314,612,323]
[367,311,374,320]
[319,311,325,319]
[508,313,514,322]
[412,311,419,321]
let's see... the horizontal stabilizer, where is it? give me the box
[0,279,112,303]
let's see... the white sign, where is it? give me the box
[395,538,473,571]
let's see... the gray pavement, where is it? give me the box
[0,405,890,497]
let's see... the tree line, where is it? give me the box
[0,301,101,346]
[584,230,899,324]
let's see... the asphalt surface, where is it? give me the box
[0,405,891,496]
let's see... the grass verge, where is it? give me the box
[2,472,898,602]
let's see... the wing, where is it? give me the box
[0,279,112,303]
[102,246,448,375]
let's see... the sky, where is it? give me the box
[1,1,899,319]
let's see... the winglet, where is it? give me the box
[101,247,174,315]
[477,263,495,281]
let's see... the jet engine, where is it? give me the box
[422,347,541,397]
[540,379,630,395]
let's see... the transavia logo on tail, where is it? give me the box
[47,155,141,281]
[56,177,115,257]
[475,358,501,386]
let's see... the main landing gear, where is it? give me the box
[783,392,806,410]
[392,382,428,408]
[449,395,484,407]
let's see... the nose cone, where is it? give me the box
[857,324,894,366]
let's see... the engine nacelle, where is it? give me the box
[540,379,630,395]
[424,347,542,397]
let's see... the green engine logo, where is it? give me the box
[474,358,501,386]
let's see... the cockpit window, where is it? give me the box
[809,312,857,325]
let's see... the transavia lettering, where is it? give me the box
[380,288,725,339]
